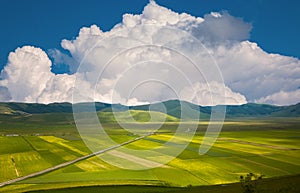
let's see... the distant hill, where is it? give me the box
[130,100,205,119]
[0,102,112,114]
[0,100,299,119]
[270,103,300,117]
[98,110,179,123]
[131,100,300,118]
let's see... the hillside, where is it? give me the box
[0,101,299,120]
[131,100,300,118]
[0,102,112,114]
[98,110,179,123]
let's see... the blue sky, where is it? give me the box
[0,0,299,105]
[0,0,299,71]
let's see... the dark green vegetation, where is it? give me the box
[1,100,300,118]
[25,174,300,193]
[240,173,263,193]
[0,101,299,193]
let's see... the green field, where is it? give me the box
[0,116,299,193]
[23,174,300,193]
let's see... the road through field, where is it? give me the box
[0,133,154,188]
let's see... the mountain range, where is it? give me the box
[1,100,299,119]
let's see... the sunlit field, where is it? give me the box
[0,116,299,193]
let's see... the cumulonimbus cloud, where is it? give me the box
[0,1,299,106]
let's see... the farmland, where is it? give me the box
[0,114,299,193]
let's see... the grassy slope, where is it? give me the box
[0,110,179,135]
[98,110,179,123]
[24,174,300,193]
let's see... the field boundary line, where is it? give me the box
[217,138,298,150]
[22,136,37,151]
[238,156,290,175]
[0,132,154,188]
[10,156,19,177]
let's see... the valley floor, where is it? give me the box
[0,118,299,193]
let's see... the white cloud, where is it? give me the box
[214,41,300,102]
[36,74,75,103]
[256,90,300,106]
[0,86,11,101]
[180,82,247,106]
[0,1,299,106]
[0,46,54,102]
[48,49,79,74]
[192,11,252,44]
[0,46,78,103]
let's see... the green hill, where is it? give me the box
[131,100,206,119]
[0,102,112,114]
[0,100,299,122]
[270,103,300,117]
[0,105,17,115]
[131,100,300,119]
[98,110,179,123]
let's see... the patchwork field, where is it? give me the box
[0,118,299,193]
